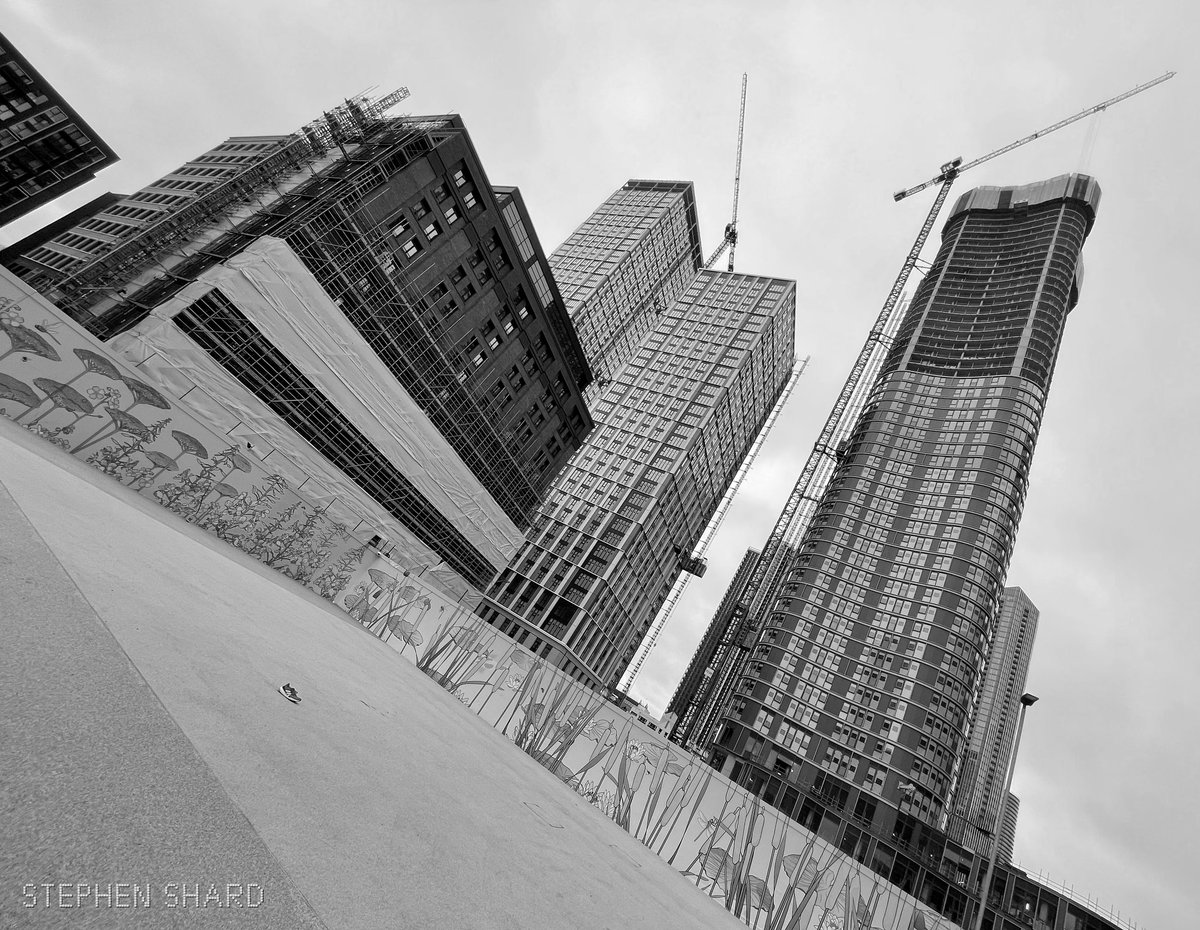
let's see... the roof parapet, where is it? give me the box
[948,173,1102,232]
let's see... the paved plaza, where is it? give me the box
[0,416,744,929]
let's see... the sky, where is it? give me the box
[2,2,1196,927]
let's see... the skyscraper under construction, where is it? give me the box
[691,175,1098,904]
[1,98,594,600]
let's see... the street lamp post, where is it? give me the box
[972,692,1039,930]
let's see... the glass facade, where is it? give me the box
[482,271,795,689]
[549,180,703,389]
[0,31,118,226]
[702,175,1099,924]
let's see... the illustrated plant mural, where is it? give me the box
[142,429,209,482]
[0,371,41,418]
[19,347,120,425]
[72,374,172,454]
[25,377,93,428]
[86,414,171,489]
[0,314,60,366]
[312,542,363,601]
[0,292,366,607]
[343,581,379,627]
[374,606,958,930]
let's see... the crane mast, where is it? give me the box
[619,357,809,694]
[694,70,1175,752]
[704,73,749,271]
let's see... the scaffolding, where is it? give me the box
[55,99,562,566]
[50,90,411,323]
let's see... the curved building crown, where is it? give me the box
[884,173,1101,391]
[946,173,1101,230]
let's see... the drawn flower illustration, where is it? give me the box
[581,718,616,746]
[0,307,24,326]
[87,384,123,407]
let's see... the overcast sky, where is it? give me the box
[3,2,1195,927]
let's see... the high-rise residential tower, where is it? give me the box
[0,32,118,227]
[949,586,1039,859]
[548,180,703,388]
[700,175,1098,908]
[481,269,795,690]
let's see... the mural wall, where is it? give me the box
[344,558,964,930]
[0,272,368,603]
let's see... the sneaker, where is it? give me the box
[278,683,301,704]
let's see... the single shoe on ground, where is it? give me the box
[278,683,301,704]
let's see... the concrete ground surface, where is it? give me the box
[0,416,745,930]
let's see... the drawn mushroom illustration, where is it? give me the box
[0,372,42,418]
[212,482,240,501]
[15,347,118,424]
[25,378,94,429]
[0,321,61,367]
[72,375,172,454]
[142,450,180,478]
[142,430,208,481]
[169,430,209,463]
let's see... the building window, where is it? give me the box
[483,321,500,349]
[433,183,449,201]
[413,198,430,219]
[453,167,469,187]
[401,237,422,259]
[423,221,442,241]
[444,204,459,224]
[389,214,410,237]
[463,190,477,210]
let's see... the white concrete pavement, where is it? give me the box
[0,416,745,929]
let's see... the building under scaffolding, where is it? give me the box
[3,95,594,598]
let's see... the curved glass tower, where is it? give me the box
[708,175,1099,874]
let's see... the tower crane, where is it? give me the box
[690,69,1176,752]
[618,357,809,694]
[704,73,748,271]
